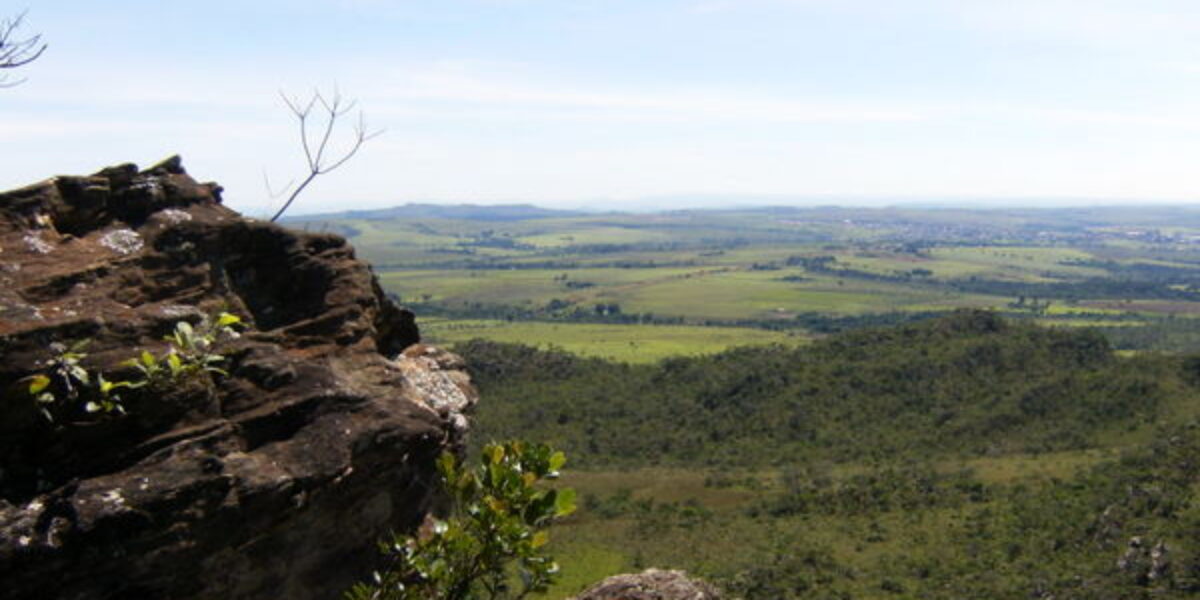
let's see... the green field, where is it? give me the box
[287,204,1200,358]
[423,319,807,363]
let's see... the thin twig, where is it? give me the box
[267,87,384,222]
[0,11,48,87]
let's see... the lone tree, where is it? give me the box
[1,11,46,87]
[266,87,382,222]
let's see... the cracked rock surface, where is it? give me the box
[0,158,476,600]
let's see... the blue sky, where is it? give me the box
[5,1,1200,215]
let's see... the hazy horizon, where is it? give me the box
[284,194,1200,218]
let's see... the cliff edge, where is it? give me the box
[0,158,475,599]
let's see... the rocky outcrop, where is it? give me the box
[573,569,722,600]
[0,158,475,599]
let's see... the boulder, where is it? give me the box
[573,568,722,600]
[0,158,475,599]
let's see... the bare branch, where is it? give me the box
[262,169,295,200]
[266,87,384,222]
[0,11,47,88]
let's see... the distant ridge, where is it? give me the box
[286,203,588,222]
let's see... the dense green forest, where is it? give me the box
[461,311,1187,466]
[454,312,1200,598]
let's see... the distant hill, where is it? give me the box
[286,203,588,222]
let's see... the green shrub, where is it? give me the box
[347,441,576,600]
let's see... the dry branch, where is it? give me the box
[268,88,383,222]
[0,11,47,87]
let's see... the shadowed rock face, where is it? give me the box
[0,158,475,600]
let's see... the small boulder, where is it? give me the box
[573,568,722,600]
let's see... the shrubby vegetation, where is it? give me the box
[347,441,575,600]
[1099,317,1200,352]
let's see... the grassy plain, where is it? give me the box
[290,205,1200,358]
[422,319,807,363]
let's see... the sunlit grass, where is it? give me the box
[423,319,808,363]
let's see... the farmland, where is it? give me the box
[292,203,1200,357]
[421,319,806,363]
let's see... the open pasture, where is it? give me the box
[422,319,807,363]
[383,260,1016,322]
[294,205,1200,355]
[380,267,713,307]
[609,269,1006,319]
[928,246,1108,280]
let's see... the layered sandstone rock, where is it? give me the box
[0,158,474,599]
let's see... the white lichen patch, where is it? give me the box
[100,229,144,255]
[129,177,163,198]
[100,489,126,508]
[23,232,53,254]
[404,362,472,416]
[157,208,192,225]
[159,304,199,319]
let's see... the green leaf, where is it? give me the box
[554,488,577,517]
[70,366,90,385]
[437,452,457,478]
[217,312,242,327]
[548,450,567,473]
[27,374,50,395]
[484,444,505,465]
[141,350,156,367]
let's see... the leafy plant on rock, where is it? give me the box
[25,340,99,420]
[20,311,243,420]
[133,312,243,381]
[347,441,577,600]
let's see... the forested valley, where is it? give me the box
[456,312,1200,598]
